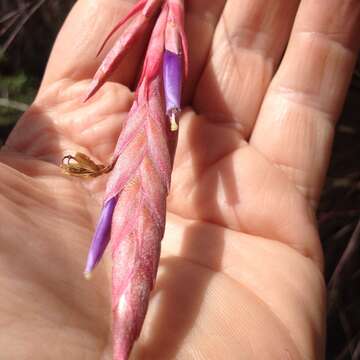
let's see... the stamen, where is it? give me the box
[84,271,92,280]
[169,111,178,132]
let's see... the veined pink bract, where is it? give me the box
[83,0,163,102]
[110,75,171,359]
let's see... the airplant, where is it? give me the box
[61,0,188,359]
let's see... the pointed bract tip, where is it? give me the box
[83,79,100,103]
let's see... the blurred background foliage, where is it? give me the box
[0,1,360,359]
[0,0,74,142]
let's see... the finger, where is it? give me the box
[182,0,226,101]
[193,0,300,138]
[40,0,150,92]
[250,0,360,206]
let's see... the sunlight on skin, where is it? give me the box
[0,0,359,359]
[0,80,325,360]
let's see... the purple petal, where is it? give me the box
[84,197,117,276]
[163,50,183,115]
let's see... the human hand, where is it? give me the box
[1,0,359,359]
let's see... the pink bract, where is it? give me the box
[81,1,188,359]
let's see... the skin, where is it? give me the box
[0,0,359,358]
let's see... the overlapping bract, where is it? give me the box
[109,77,171,358]
[82,1,188,359]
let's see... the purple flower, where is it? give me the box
[163,49,183,131]
[84,196,117,277]
[161,0,188,132]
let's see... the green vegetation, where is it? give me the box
[0,0,75,141]
[0,71,37,126]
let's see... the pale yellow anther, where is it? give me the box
[170,112,178,132]
[84,272,92,280]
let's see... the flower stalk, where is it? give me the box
[61,0,188,359]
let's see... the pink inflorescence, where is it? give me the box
[82,1,188,359]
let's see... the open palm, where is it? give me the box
[1,0,359,359]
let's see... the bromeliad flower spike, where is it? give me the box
[61,1,188,359]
